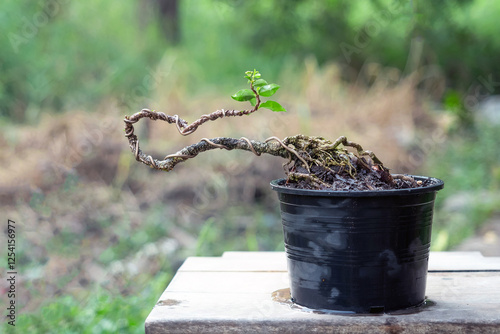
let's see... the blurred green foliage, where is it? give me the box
[98,204,172,265]
[428,122,500,250]
[1,184,176,333]
[195,207,284,257]
[0,0,167,122]
[2,0,500,122]
[431,124,499,196]
[183,0,500,92]
[3,275,170,334]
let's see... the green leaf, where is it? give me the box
[231,89,256,102]
[260,100,286,112]
[249,97,257,106]
[253,79,268,88]
[258,84,280,97]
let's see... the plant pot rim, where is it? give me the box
[270,175,444,197]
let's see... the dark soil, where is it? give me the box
[274,134,437,191]
[283,156,434,191]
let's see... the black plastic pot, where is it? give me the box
[271,176,444,313]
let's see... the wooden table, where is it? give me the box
[145,251,500,333]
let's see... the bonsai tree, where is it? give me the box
[124,69,421,190]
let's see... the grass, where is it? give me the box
[195,206,284,257]
[3,274,170,334]
[2,179,177,333]
[426,122,500,250]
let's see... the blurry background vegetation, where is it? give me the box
[1,0,499,332]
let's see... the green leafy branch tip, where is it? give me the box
[231,69,286,112]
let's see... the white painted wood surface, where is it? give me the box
[145,252,500,334]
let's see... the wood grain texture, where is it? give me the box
[146,252,500,334]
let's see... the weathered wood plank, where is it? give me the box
[428,251,500,271]
[146,252,500,334]
[178,256,287,272]
[222,251,286,259]
[147,273,500,334]
[167,271,289,294]
[178,251,500,272]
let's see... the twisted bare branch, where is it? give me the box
[124,108,291,171]
[123,107,414,189]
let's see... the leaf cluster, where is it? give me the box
[231,69,286,112]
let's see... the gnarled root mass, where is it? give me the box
[280,135,424,190]
[124,109,425,191]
